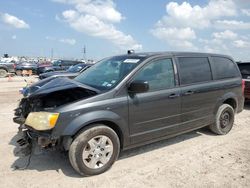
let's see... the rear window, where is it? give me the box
[178,57,212,85]
[237,63,250,79]
[211,57,239,79]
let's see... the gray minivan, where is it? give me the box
[14,52,244,176]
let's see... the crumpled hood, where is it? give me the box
[24,77,99,97]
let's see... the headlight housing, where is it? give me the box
[25,112,60,131]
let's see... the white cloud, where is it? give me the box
[233,40,249,48]
[152,27,196,40]
[54,0,141,50]
[157,0,237,29]
[215,20,250,30]
[53,0,123,23]
[151,27,197,50]
[12,35,17,40]
[151,0,239,51]
[59,38,76,45]
[0,13,29,29]
[62,11,141,50]
[212,30,238,40]
[74,0,123,23]
[241,9,250,16]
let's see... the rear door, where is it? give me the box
[176,56,216,131]
[128,57,181,144]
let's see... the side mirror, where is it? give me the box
[128,80,149,93]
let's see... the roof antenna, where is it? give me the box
[127,50,135,54]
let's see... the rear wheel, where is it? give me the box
[69,125,120,176]
[0,69,7,78]
[209,104,235,135]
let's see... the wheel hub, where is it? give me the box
[82,135,113,169]
[220,112,230,128]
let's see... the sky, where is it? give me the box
[0,0,250,61]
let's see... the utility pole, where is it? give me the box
[83,45,86,62]
[51,48,54,60]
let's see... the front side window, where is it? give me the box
[178,57,212,85]
[75,56,145,91]
[133,58,175,91]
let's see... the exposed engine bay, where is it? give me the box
[13,77,99,125]
[14,87,97,119]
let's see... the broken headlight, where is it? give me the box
[25,112,59,131]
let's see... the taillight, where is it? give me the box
[13,64,16,69]
[242,80,245,95]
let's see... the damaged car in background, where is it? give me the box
[13,51,244,176]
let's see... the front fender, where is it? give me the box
[53,110,129,146]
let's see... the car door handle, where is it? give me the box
[168,93,180,99]
[183,91,194,96]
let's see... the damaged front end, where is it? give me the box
[13,77,99,155]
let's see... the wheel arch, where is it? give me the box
[214,92,238,114]
[73,120,124,149]
[57,110,129,150]
[0,66,8,72]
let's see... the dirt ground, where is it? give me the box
[0,76,249,188]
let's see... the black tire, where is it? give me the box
[0,68,8,78]
[69,125,120,176]
[209,104,235,135]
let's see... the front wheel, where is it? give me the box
[209,104,235,135]
[69,125,120,176]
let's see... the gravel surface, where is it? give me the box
[0,76,249,188]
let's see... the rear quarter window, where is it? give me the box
[211,57,239,80]
[178,57,212,85]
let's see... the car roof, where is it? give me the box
[117,51,233,59]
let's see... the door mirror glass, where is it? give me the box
[128,80,149,93]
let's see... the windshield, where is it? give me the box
[68,64,85,73]
[74,56,145,91]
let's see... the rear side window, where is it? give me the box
[178,57,212,85]
[211,57,239,79]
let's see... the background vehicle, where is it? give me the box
[14,52,244,176]
[37,60,82,74]
[15,61,38,76]
[39,63,92,80]
[237,62,250,100]
[0,61,15,77]
[36,62,52,75]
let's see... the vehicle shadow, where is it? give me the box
[119,128,210,160]
[9,134,81,178]
[9,127,211,178]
